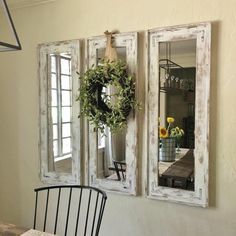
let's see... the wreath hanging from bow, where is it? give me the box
[77,31,137,134]
[77,60,136,133]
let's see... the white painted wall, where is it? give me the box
[0,0,236,235]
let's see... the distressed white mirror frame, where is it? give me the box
[86,32,138,195]
[39,40,81,184]
[146,23,211,206]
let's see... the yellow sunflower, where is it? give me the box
[160,127,168,138]
[167,117,175,123]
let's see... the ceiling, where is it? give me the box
[6,0,56,8]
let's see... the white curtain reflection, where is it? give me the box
[103,127,126,177]
[103,85,126,176]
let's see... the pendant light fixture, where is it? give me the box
[159,42,183,89]
[0,0,21,51]
[159,42,182,75]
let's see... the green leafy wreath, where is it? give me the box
[77,60,137,134]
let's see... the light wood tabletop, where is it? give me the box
[0,222,56,236]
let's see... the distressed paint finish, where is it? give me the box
[86,32,138,195]
[38,40,82,184]
[146,23,211,207]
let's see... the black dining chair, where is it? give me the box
[33,185,107,236]
[113,160,126,181]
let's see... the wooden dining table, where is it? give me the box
[0,222,56,236]
[159,148,194,190]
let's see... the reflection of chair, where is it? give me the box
[33,185,107,236]
[113,160,126,181]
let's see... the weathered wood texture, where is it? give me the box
[38,40,81,184]
[146,23,211,207]
[86,32,138,195]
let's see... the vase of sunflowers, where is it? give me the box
[159,117,184,162]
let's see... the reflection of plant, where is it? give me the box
[159,116,175,138]
[159,117,184,142]
[167,117,174,124]
[160,127,168,138]
[170,127,184,139]
[170,126,184,151]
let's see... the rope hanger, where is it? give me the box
[104,30,118,61]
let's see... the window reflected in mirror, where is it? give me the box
[96,47,127,182]
[158,39,196,191]
[48,53,72,173]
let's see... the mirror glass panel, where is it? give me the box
[96,47,127,182]
[48,53,72,174]
[158,39,196,191]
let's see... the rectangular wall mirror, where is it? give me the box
[146,23,211,206]
[39,40,81,184]
[86,32,138,195]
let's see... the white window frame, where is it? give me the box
[50,54,72,161]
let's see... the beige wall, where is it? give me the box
[0,0,236,235]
